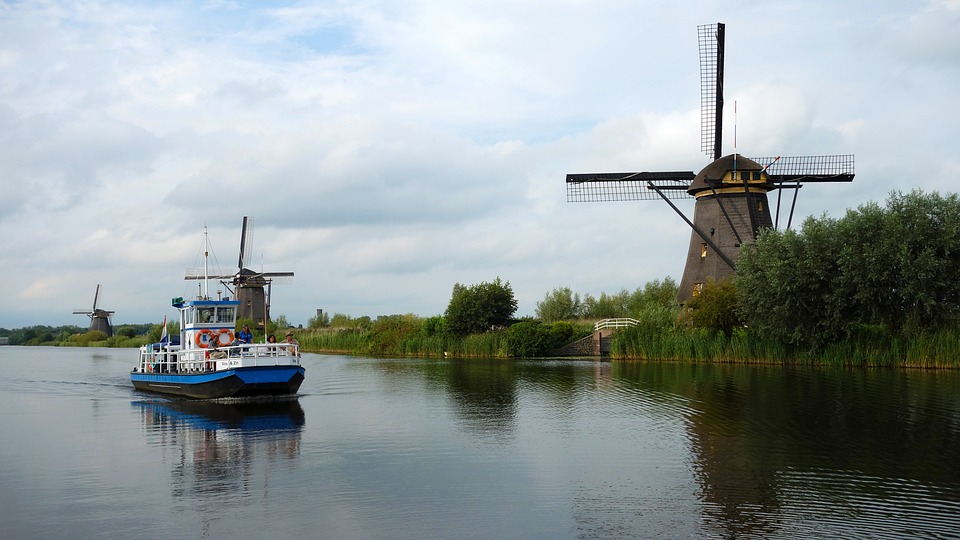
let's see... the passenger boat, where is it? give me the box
[130,228,305,399]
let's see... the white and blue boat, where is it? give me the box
[131,228,305,399]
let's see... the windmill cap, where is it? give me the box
[687,154,771,195]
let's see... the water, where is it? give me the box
[1,347,959,539]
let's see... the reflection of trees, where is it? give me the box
[444,359,519,435]
[137,399,304,503]
[370,359,595,437]
[617,362,960,538]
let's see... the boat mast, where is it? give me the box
[203,225,210,300]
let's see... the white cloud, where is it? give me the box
[1,0,957,328]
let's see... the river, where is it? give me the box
[1,346,958,539]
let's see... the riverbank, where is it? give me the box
[8,319,960,368]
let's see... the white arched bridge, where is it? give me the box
[552,318,640,357]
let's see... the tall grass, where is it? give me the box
[612,322,960,368]
[298,328,369,353]
[612,324,796,364]
[297,326,510,358]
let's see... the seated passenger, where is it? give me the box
[208,342,228,360]
[283,331,300,355]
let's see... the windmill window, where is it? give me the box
[693,283,704,296]
[701,243,708,258]
[757,200,764,212]
[753,172,762,180]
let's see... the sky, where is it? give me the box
[1,0,958,329]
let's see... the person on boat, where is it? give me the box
[267,334,277,343]
[283,331,300,355]
[207,341,228,360]
[236,324,253,345]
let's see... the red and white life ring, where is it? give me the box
[218,329,234,346]
[195,329,214,348]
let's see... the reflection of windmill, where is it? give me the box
[188,217,294,328]
[72,284,114,336]
[566,23,855,304]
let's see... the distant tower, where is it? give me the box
[565,23,855,304]
[72,284,115,336]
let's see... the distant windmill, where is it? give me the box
[72,284,115,336]
[566,23,855,304]
[186,217,294,329]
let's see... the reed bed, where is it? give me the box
[611,323,960,368]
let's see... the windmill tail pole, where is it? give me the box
[647,182,736,271]
[761,156,781,173]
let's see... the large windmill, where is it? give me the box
[72,284,114,336]
[566,23,855,304]
[186,217,294,328]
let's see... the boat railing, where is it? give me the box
[138,343,300,374]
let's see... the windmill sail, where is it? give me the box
[563,22,856,304]
[699,23,724,161]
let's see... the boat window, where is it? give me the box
[217,307,236,323]
[184,309,194,325]
[199,308,213,323]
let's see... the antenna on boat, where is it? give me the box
[203,225,211,300]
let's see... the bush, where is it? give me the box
[506,321,578,357]
[444,278,518,336]
[684,278,740,336]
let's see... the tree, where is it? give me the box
[536,287,582,322]
[444,277,518,336]
[308,311,330,329]
[684,278,740,336]
[737,190,960,351]
[736,216,850,351]
[626,277,679,315]
[581,290,628,319]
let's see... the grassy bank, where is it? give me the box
[610,324,960,368]
[10,318,960,369]
[298,327,512,358]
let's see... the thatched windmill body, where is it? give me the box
[73,284,114,336]
[566,23,855,304]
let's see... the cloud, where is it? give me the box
[1,1,958,328]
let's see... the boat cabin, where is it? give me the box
[174,296,240,350]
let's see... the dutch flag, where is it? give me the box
[160,316,168,345]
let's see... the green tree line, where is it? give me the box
[613,189,960,367]
[9,190,960,365]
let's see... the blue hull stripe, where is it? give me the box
[131,366,305,386]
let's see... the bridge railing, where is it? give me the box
[594,318,640,331]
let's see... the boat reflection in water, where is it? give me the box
[135,398,305,502]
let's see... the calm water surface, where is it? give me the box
[1,346,959,539]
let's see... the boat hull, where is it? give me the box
[131,365,305,400]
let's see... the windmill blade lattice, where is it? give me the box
[753,155,855,183]
[699,23,724,160]
[566,171,696,202]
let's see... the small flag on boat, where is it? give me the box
[160,316,168,345]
